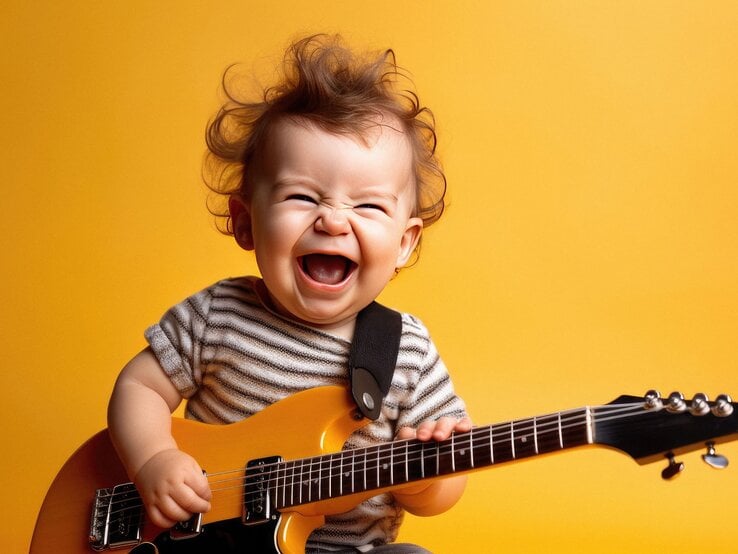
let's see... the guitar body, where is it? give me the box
[31,386,368,554]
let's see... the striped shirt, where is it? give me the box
[145,276,466,551]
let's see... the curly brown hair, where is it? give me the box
[203,34,447,240]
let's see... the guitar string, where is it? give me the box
[99,402,652,526]
[96,401,609,505]
[99,401,645,519]
[99,401,646,513]
[209,402,651,499]
[99,402,659,529]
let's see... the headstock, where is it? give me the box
[593,390,737,479]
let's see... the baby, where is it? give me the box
[108,34,470,553]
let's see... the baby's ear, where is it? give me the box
[396,217,423,268]
[229,195,254,251]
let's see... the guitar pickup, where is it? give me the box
[243,456,281,525]
[89,482,143,551]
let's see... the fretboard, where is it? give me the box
[256,407,592,509]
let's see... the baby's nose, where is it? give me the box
[314,205,351,235]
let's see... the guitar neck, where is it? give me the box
[264,407,593,509]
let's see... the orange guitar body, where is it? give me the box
[31,386,373,554]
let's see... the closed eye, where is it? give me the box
[355,203,387,213]
[287,194,318,204]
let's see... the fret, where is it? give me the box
[491,422,514,463]
[350,448,366,495]
[389,441,400,485]
[469,427,475,468]
[420,440,439,479]
[512,418,538,459]
[339,450,353,496]
[301,458,309,505]
[488,426,494,465]
[287,459,296,507]
[436,437,455,476]
[510,421,515,459]
[307,458,318,502]
[359,448,367,492]
[269,466,279,512]
[318,456,327,500]
[469,426,492,468]
[535,413,562,454]
[389,443,395,485]
[377,445,393,488]
[328,452,343,499]
[405,439,424,483]
[274,460,284,510]
[337,452,343,497]
[559,408,590,450]
[403,441,409,482]
[452,431,474,472]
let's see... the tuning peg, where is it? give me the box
[666,391,687,413]
[702,442,729,469]
[712,394,734,417]
[644,390,663,410]
[689,393,710,416]
[661,452,684,480]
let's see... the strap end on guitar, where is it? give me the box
[348,302,402,420]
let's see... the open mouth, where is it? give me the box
[299,254,357,285]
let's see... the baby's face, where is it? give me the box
[231,117,422,337]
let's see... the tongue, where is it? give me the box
[303,254,348,285]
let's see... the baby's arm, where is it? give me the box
[107,347,211,528]
[392,416,473,516]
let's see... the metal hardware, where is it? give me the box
[712,394,734,417]
[644,390,663,410]
[666,391,687,413]
[702,442,729,469]
[689,393,710,416]
[243,456,282,525]
[170,512,203,540]
[661,452,684,480]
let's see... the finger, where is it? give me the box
[185,470,213,503]
[430,417,461,441]
[175,487,211,514]
[455,416,473,433]
[148,504,180,529]
[414,420,438,441]
[173,473,212,513]
[396,426,417,440]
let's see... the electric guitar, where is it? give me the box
[31,387,737,554]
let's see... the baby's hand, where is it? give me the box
[396,415,473,442]
[134,448,212,529]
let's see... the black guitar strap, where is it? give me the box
[348,301,402,420]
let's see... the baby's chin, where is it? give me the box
[264,288,359,338]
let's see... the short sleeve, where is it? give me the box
[144,287,214,398]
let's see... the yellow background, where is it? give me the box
[3,1,737,552]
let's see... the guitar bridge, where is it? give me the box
[243,456,282,525]
[89,482,143,551]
